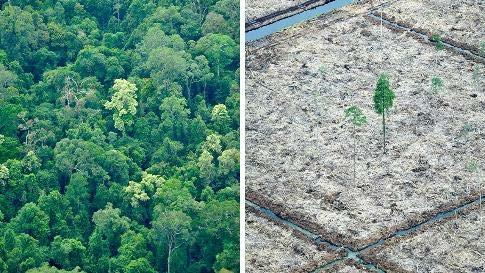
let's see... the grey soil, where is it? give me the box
[361,206,485,273]
[379,0,484,56]
[246,0,310,21]
[245,207,342,273]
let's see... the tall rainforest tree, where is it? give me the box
[373,74,395,155]
[104,79,138,134]
[345,106,367,183]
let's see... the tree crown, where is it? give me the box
[373,74,395,115]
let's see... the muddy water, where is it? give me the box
[245,0,354,41]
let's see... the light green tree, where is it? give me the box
[218,149,239,176]
[431,76,443,93]
[125,172,165,207]
[198,150,215,183]
[104,79,138,133]
[211,104,231,134]
[202,134,223,154]
[0,164,8,186]
[373,74,395,154]
[345,106,367,183]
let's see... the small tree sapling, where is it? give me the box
[373,74,395,154]
[431,76,443,93]
[430,34,445,93]
[345,106,367,184]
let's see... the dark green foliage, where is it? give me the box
[0,0,240,273]
[373,74,395,154]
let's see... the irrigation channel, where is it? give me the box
[245,0,354,42]
[247,194,485,272]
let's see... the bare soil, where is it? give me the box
[323,260,374,272]
[361,206,485,273]
[378,0,484,56]
[246,0,309,21]
[245,0,332,31]
[245,206,342,273]
[246,2,485,250]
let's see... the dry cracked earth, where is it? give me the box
[245,0,484,272]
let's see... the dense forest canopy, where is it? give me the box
[0,0,240,273]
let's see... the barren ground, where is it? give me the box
[245,0,333,31]
[321,260,374,272]
[245,0,307,21]
[245,207,342,273]
[246,2,485,251]
[379,0,484,56]
[362,206,485,273]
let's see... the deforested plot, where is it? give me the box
[246,5,485,250]
[361,206,485,272]
[378,0,484,55]
[323,261,374,273]
[245,0,333,30]
[246,0,306,21]
[245,207,341,273]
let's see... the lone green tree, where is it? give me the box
[345,106,367,183]
[373,74,395,154]
[104,79,138,134]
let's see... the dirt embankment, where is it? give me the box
[245,206,343,273]
[377,0,484,57]
[360,205,485,273]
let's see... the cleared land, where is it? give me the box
[245,0,333,31]
[245,0,307,21]
[245,207,342,273]
[246,2,485,250]
[321,260,374,272]
[378,0,484,56]
[362,206,485,272]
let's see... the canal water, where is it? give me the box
[245,0,355,42]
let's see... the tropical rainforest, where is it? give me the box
[0,0,240,273]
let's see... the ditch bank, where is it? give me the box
[365,12,485,64]
[245,205,344,273]
[360,203,485,272]
[246,0,338,32]
[248,188,485,251]
[248,193,485,272]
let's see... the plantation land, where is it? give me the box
[245,0,331,30]
[246,2,485,251]
[245,207,342,273]
[245,0,307,21]
[362,206,485,272]
[378,0,484,56]
[323,261,374,273]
